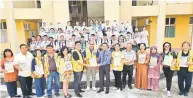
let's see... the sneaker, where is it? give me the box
[167,91,171,97]
[179,92,184,95]
[92,87,97,91]
[116,89,121,93]
[86,87,90,91]
[75,92,82,97]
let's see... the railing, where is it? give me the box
[0,29,8,43]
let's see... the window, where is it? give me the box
[0,22,8,43]
[165,18,175,38]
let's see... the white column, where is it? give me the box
[41,0,54,24]
[120,0,132,22]
[4,0,19,54]
[156,0,166,52]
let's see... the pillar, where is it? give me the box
[120,0,132,23]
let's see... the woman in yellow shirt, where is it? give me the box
[111,43,124,92]
[58,47,72,98]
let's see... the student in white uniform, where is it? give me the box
[81,21,87,31]
[118,35,126,51]
[49,37,59,53]
[74,22,81,31]
[57,28,65,41]
[39,27,47,37]
[29,36,37,56]
[48,28,58,41]
[58,35,66,51]
[73,28,81,40]
[66,21,73,32]
[106,27,112,40]
[14,44,35,98]
[36,35,42,50]
[95,20,99,32]
[41,35,50,55]
[140,26,149,47]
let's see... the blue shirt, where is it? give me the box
[98,50,111,66]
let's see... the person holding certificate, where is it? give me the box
[135,43,149,90]
[122,43,136,89]
[147,46,162,91]
[111,43,124,92]
[97,43,111,94]
[1,49,21,98]
[83,41,98,91]
[162,42,177,97]
[176,41,193,96]
[14,44,36,98]
[72,41,87,97]
[31,50,46,97]
[58,47,72,98]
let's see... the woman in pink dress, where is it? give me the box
[148,46,162,91]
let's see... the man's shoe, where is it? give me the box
[29,92,36,95]
[79,89,85,93]
[55,93,60,97]
[97,89,104,93]
[184,92,188,96]
[105,90,109,94]
[179,92,184,95]
[75,93,82,97]
[123,85,126,89]
[128,85,133,89]
[13,95,21,97]
[23,96,31,98]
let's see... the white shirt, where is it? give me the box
[122,50,136,65]
[41,40,50,50]
[14,52,34,77]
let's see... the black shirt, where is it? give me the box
[181,51,189,57]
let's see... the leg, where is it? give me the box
[41,77,46,95]
[152,79,159,92]
[18,76,28,96]
[128,65,133,86]
[73,72,81,93]
[117,71,122,90]
[167,69,174,91]
[105,65,110,90]
[6,82,14,97]
[12,81,18,96]
[54,72,60,93]
[184,71,193,93]
[113,70,118,88]
[99,66,105,90]
[47,72,54,95]
[63,79,68,96]
[122,66,127,87]
[177,70,185,93]
[91,68,97,88]
[86,68,91,88]
[78,71,83,91]
[26,77,33,94]
[35,78,43,97]
[148,78,152,90]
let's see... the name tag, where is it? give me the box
[138,54,146,64]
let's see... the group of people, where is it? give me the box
[1,20,193,98]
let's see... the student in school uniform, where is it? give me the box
[118,35,126,51]
[30,36,37,57]
[31,50,46,98]
[49,37,59,53]
[1,49,21,98]
[48,28,58,41]
[36,35,42,50]
[58,35,66,51]
[176,41,193,96]
[74,22,81,31]
[58,47,73,98]
[110,35,118,50]
[57,28,65,40]
[98,34,110,47]
[106,27,112,40]
[80,36,88,52]
[66,21,73,32]
[41,35,50,56]
[111,43,124,92]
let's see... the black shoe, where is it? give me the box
[184,92,188,96]
[97,89,104,93]
[105,90,109,94]
[179,92,184,95]
[55,93,60,97]
[75,93,82,97]
[123,85,126,89]
[79,89,85,93]
[48,95,52,98]
[13,95,21,97]
[23,96,31,98]
[29,92,36,95]
[128,85,133,89]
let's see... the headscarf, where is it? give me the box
[150,46,160,58]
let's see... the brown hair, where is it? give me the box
[182,41,191,47]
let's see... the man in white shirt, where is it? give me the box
[14,44,35,98]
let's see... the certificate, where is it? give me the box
[89,58,97,67]
[180,56,188,66]
[114,56,121,66]
[4,61,14,73]
[163,55,173,66]
[35,64,44,75]
[138,54,146,64]
[149,57,157,67]
[125,55,133,63]
[65,61,72,71]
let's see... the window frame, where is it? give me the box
[165,17,176,38]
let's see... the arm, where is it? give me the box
[0,59,6,73]
[145,53,150,64]
[13,56,22,71]
[31,59,36,78]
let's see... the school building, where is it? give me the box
[0,0,193,54]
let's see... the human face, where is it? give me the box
[102,44,108,50]
[75,43,81,50]
[36,50,42,58]
[46,47,54,54]
[67,22,71,26]
[89,42,94,50]
[143,27,146,30]
[62,48,68,55]
[20,45,28,54]
[37,36,41,41]
[43,36,48,41]
[114,44,120,51]
[49,38,54,42]
[90,20,93,24]
[5,51,12,58]
[140,44,145,51]
[76,22,79,26]
[50,29,55,33]
[164,43,170,51]
[151,48,157,53]
[58,29,62,33]
[32,37,36,41]
[182,43,190,51]
[126,44,132,51]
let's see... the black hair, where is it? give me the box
[32,36,36,38]
[139,43,147,50]
[46,45,53,48]
[50,28,55,31]
[72,34,76,37]
[83,28,87,31]
[60,46,69,58]
[102,42,109,47]
[75,41,81,45]
[107,27,111,30]
[43,35,47,37]
[103,33,107,36]
[91,34,95,36]
[49,37,54,39]
[112,35,115,37]
[58,28,63,31]
[127,32,131,34]
[3,49,13,58]
[81,36,85,38]
[37,35,41,38]
[163,42,172,52]
[20,44,27,48]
